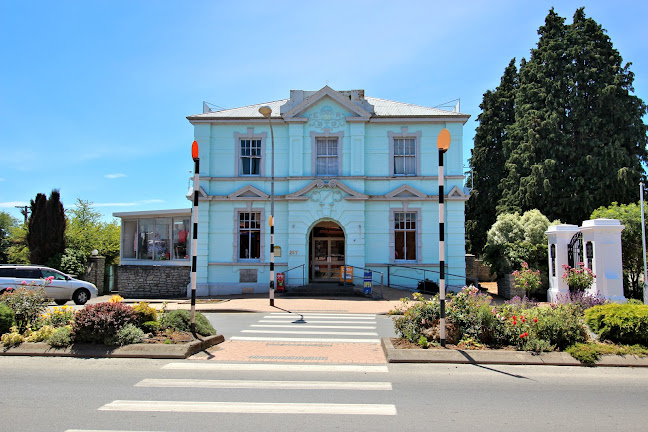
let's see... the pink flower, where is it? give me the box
[21,280,27,285]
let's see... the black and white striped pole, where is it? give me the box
[190,140,200,334]
[259,105,275,307]
[437,128,451,347]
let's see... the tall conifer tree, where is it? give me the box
[497,8,647,225]
[466,58,518,254]
[26,190,66,264]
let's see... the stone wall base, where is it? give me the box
[497,274,527,300]
[117,265,190,298]
[465,254,497,282]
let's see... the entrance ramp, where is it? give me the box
[282,282,358,297]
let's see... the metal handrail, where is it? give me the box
[341,264,384,299]
[282,263,305,287]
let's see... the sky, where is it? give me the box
[1,0,647,222]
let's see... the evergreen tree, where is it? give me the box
[26,190,66,264]
[0,211,17,264]
[466,58,518,254]
[498,8,647,225]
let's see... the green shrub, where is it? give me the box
[0,288,49,332]
[107,324,144,346]
[48,326,73,348]
[73,302,137,344]
[567,342,648,365]
[141,320,160,333]
[585,304,648,346]
[160,310,216,336]
[535,304,588,350]
[25,325,55,342]
[133,302,158,325]
[0,302,14,335]
[1,326,24,347]
[392,293,440,342]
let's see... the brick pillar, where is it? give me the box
[85,255,106,294]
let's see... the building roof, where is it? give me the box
[187,88,469,121]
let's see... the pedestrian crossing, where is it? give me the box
[90,361,396,424]
[230,312,381,343]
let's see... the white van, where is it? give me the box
[0,265,98,305]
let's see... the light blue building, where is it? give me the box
[186,86,470,296]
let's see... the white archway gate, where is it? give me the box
[546,219,626,303]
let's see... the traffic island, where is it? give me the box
[381,338,648,367]
[0,334,225,359]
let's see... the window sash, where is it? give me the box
[240,139,261,175]
[316,138,338,175]
[394,212,417,261]
[239,212,261,260]
[393,138,416,175]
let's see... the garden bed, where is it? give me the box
[0,333,224,359]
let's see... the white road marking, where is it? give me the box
[135,378,392,391]
[263,315,376,320]
[258,320,376,324]
[251,324,377,329]
[268,313,376,317]
[230,336,381,343]
[99,400,397,415]
[241,330,378,336]
[162,363,389,372]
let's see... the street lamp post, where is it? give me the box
[259,106,275,307]
[437,128,451,347]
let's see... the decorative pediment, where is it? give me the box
[227,185,269,200]
[282,86,373,120]
[285,179,368,201]
[385,185,427,199]
[446,185,470,201]
[185,185,208,200]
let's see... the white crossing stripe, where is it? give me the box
[231,336,381,343]
[258,320,376,324]
[135,378,392,391]
[241,330,378,336]
[263,315,376,320]
[268,313,376,317]
[65,430,165,432]
[99,400,397,415]
[162,363,389,372]
[251,324,377,329]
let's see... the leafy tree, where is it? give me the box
[0,211,18,264]
[591,202,645,300]
[6,223,29,264]
[466,58,518,255]
[26,190,66,264]
[66,199,121,265]
[483,210,559,293]
[496,8,647,225]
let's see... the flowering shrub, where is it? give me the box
[562,263,595,293]
[392,286,588,352]
[512,262,542,295]
[0,288,50,332]
[1,326,25,347]
[109,295,124,303]
[133,302,158,325]
[25,325,55,342]
[556,290,608,312]
[73,302,137,344]
[41,305,75,328]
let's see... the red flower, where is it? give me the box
[533,318,538,323]
[519,332,528,338]
[513,320,517,325]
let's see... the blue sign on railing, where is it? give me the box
[363,271,372,295]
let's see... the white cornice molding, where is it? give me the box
[227,185,270,200]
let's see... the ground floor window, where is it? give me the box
[239,212,261,260]
[122,217,190,261]
[394,212,417,261]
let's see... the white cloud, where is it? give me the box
[0,201,28,208]
[104,173,127,179]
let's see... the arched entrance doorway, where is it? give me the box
[309,221,345,282]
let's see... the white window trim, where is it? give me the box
[234,128,267,177]
[310,129,344,177]
[233,203,265,263]
[389,204,422,263]
[388,127,421,177]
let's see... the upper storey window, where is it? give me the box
[393,138,416,175]
[389,128,421,176]
[240,139,262,175]
[316,137,339,176]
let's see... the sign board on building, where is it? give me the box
[363,271,372,295]
[340,266,353,283]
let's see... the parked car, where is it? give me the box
[0,265,98,305]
